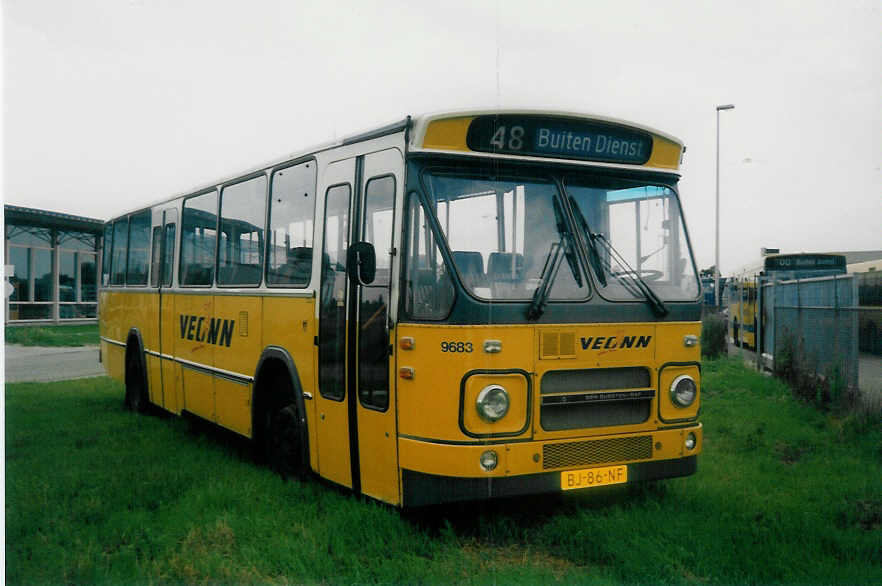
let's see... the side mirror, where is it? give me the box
[347,241,376,285]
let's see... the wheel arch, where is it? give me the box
[252,345,311,471]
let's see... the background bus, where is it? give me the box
[728,253,847,351]
[99,110,703,507]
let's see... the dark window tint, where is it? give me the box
[33,249,54,301]
[101,223,113,285]
[126,210,151,285]
[358,175,396,411]
[267,161,317,286]
[162,223,176,286]
[403,194,454,319]
[9,246,29,301]
[180,191,218,286]
[362,176,395,286]
[150,226,162,287]
[318,184,351,401]
[218,176,266,286]
[60,251,76,301]
[81,255,97,301]
[110,217,129,285]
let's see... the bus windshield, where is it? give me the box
[421,170,586,301]
[566,179,699,302]
[418,167,699,304]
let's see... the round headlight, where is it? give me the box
[476,384,510,422]
[670,375,697,408]
[480,450,498,471]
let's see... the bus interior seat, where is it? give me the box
[184,265,212,286]
[279,246,313,281]
[487,252,524,280]
[452,251,485,289]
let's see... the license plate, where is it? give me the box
[561,465,628,490]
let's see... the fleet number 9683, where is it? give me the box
[440,341,473,353]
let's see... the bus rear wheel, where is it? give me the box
[124,348,148,413]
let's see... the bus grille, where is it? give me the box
[542,436,653,470]
[540,331,576,359]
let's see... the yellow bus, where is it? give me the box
[99,110,703,507]
[727,253,847,351]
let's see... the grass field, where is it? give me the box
[5,324,99,347]
[6,359,881,584]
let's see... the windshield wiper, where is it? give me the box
[527,198,582,320]
[528,239,566,320]
[591,233,668,317]
[568,196,607,288]
[553,197,582,288]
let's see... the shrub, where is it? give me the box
[701,312,728,359]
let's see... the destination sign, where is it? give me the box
[764,255,846,271]
[466,115,653,165]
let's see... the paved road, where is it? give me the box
[5,345,104,383]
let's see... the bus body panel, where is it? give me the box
[99,290,125,381]
[213,294,261,436]
[175,292,216,421]
[159,290,179,414]
[262,295,319,471]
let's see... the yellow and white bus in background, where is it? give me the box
[727,253,847,352]
[99,110,703,507]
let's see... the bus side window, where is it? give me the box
[110,217,129,286]
[149,226,162,287]
[101,223,113,286]
[403,193,454,319]
[267,161,317,287]
[180,190,218,286]
[126,210,151,286]
[162,223,176,286]
[362,175,395,286]
[218,175,267,286]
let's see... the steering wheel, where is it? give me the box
[613,269,663,282]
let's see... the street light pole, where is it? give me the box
[715,104,734,309]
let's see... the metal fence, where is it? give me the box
[857,271,882,355]
[761,275,859,390]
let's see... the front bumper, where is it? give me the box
[401,455,697,507]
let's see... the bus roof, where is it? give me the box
[107,109,685,221]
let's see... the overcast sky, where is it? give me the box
[3,0,880,273]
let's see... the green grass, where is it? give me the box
[5,324,99,346]
[6,362,881,584]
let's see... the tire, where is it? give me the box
[260,372,305,479]
[124,346,148,413]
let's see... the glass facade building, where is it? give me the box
[5,205,103,323]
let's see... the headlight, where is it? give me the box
[670,375,697,407]
[480,450,498,471]
[476,384,510,422]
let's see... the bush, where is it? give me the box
[701,312,728,359]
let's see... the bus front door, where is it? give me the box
[316,149,402,503]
